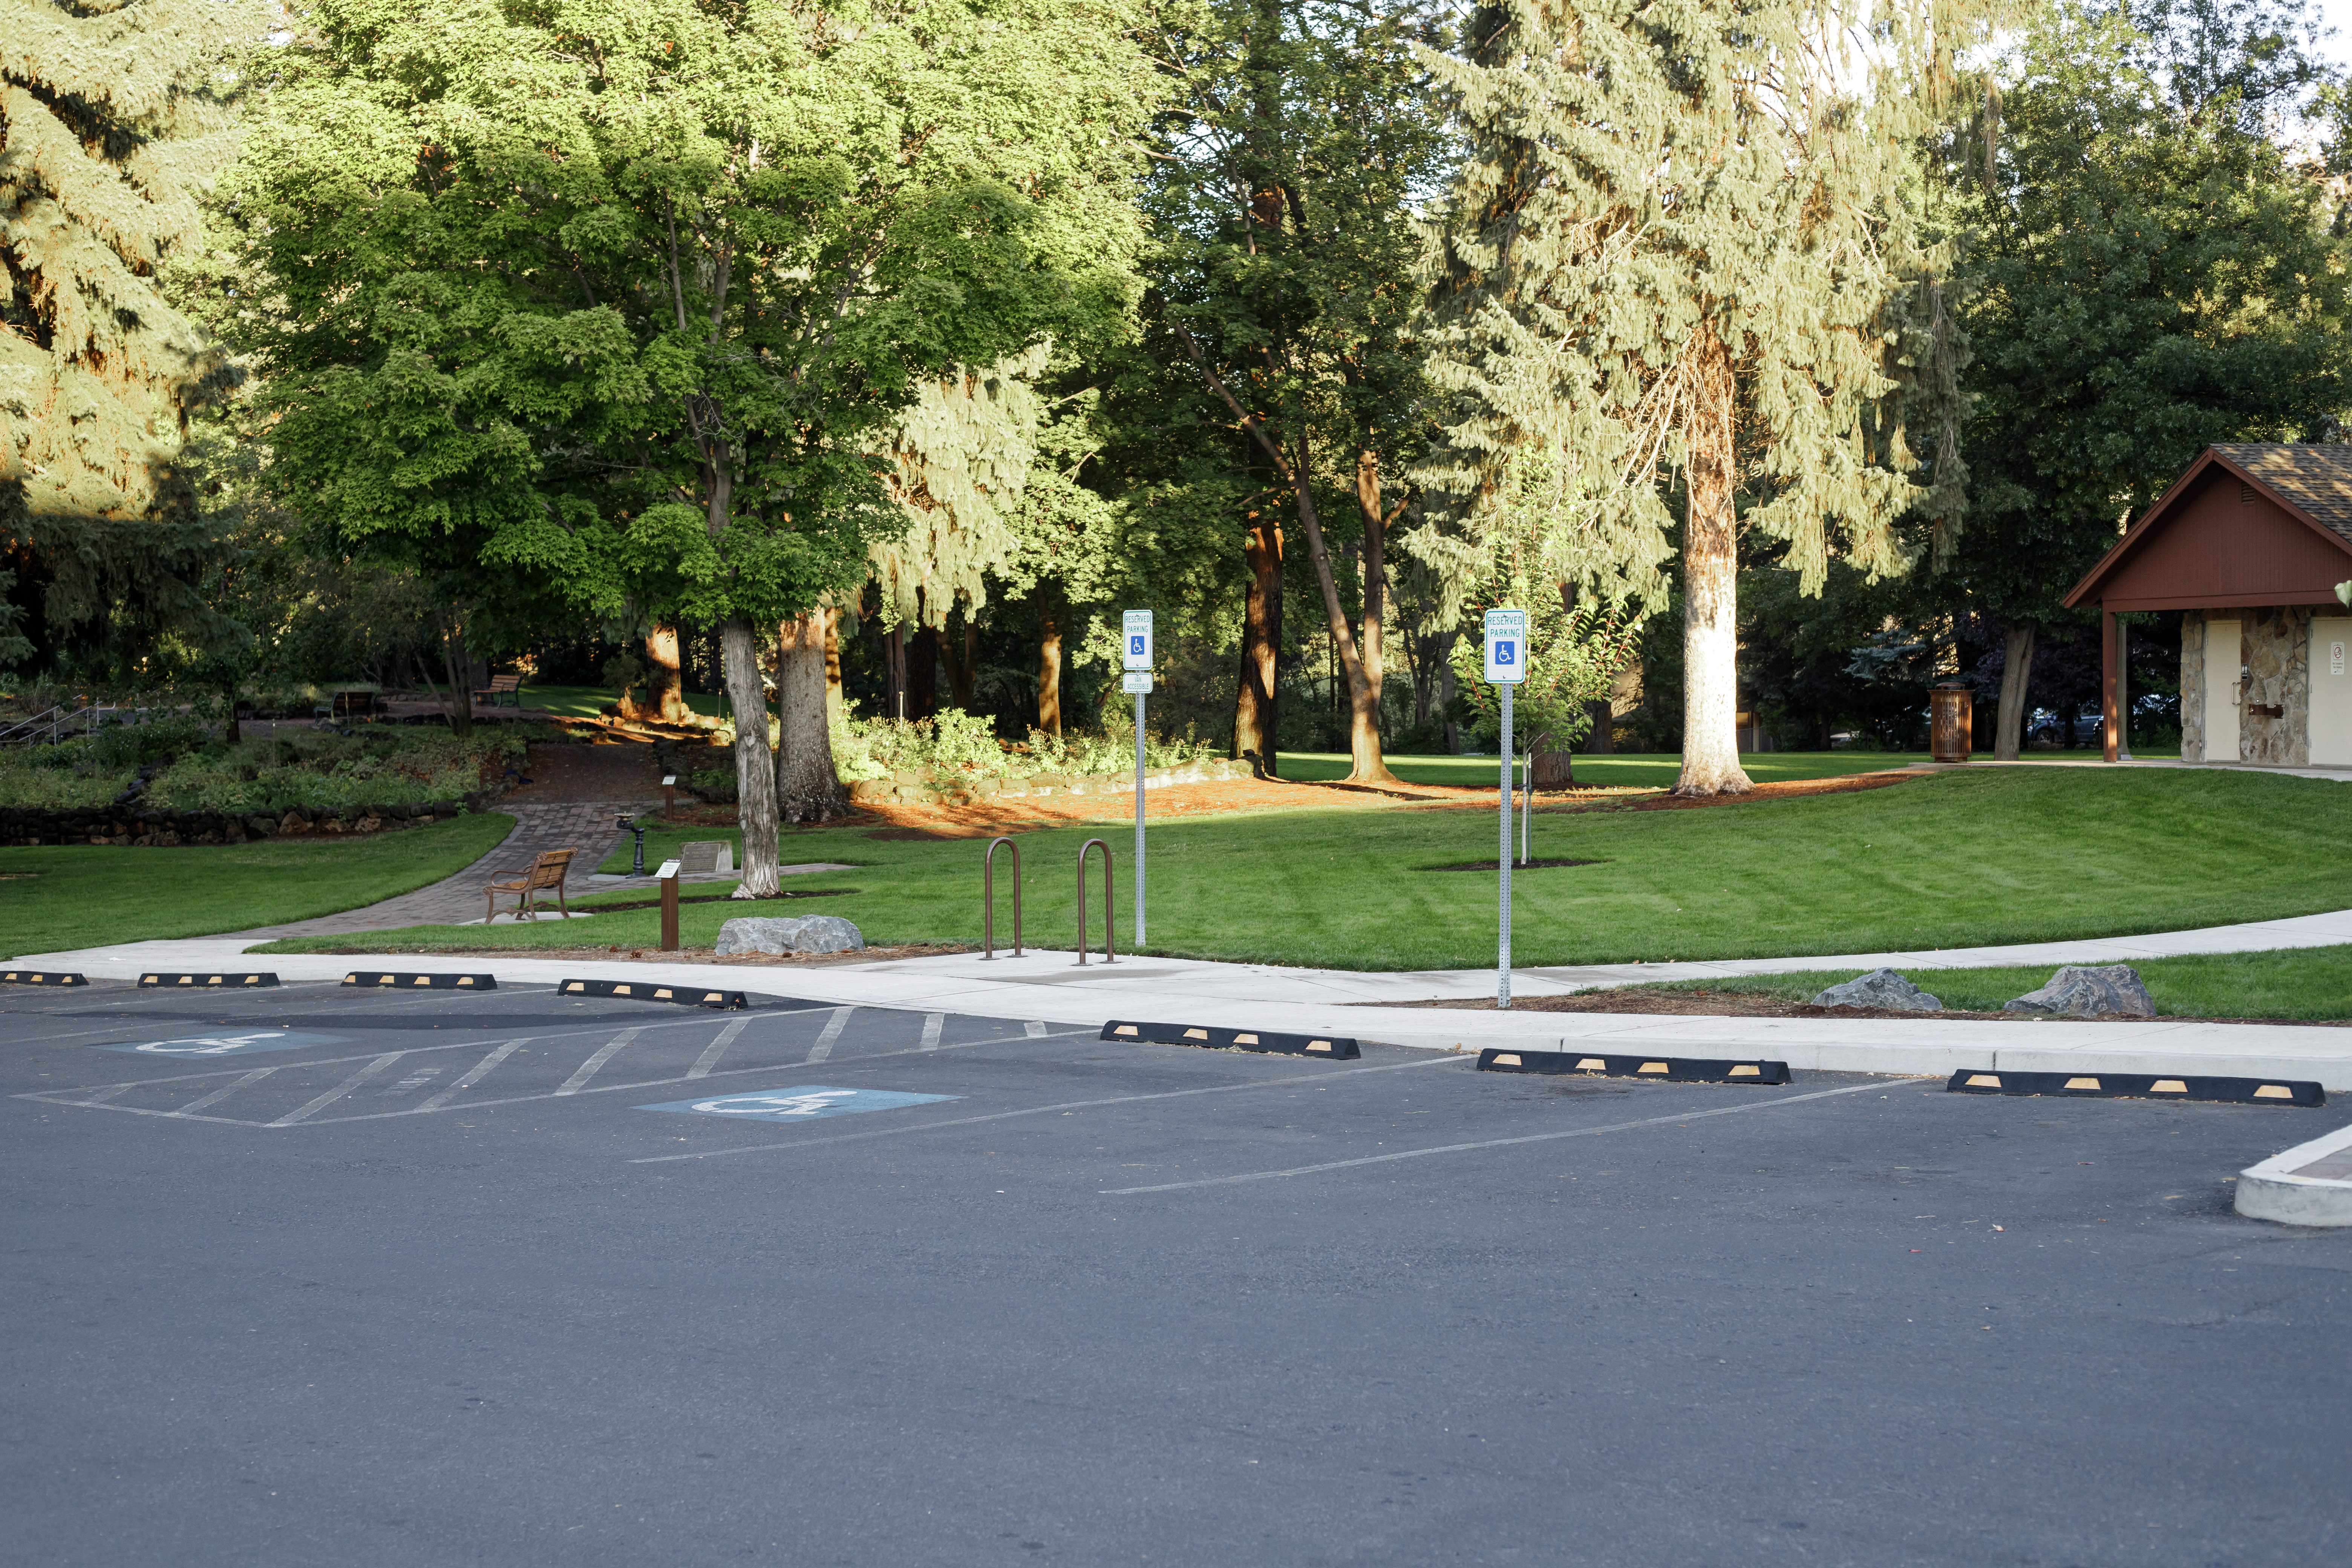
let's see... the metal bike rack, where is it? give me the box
[1075,838,1115,965]
[982,836,1022,959]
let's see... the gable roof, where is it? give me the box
[2064,445,2352,610]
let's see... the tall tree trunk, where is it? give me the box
[939,612,979,711]
[1234,515,1283,776]
[1673,329,1750,796]
[1437,630,1458,752]
[645,623,689,721]
[821,606,844,723]
[720,614,782,896]
[436,615,472,737]
[1995,618,2037,761]
[905,626,939,721]
[883,624,908,721]
[1348,449,1398,784]
[1037,589,1064,737]
[776,613,847,824]
[1291,430,1395,784]
[1584,700,1614,753]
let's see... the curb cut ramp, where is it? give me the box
[343,971,498,990]
[560,977,746,1010]
[1947,1069,2325,1107]
[1102,1020,1362,1059]
[139,972,279,989]
[1477,1049,1791,1084]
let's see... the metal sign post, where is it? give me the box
[1123,610,1154,948]
[1483,608,1527,1009]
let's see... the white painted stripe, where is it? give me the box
[688,1018,750,1080]
[556,1029,642,1095]
[1100,1081,1900,1194]
[268,1053,405,1126]
[634,1052,1469,1164]
[174,1067,277,1116]
[1025,1020,1048,1038]
[805,1007,854,1063]
[418,1037,532,1111]
[919,1012,945,1050]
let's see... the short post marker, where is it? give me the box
[657,858,682,952]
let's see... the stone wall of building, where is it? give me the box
[2242,605,2312,766]
[2180,613,2208,762]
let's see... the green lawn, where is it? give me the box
[254,768,2352,972]
[1644,946,2352,1022]
[0,813,514,957]
[516,683,727,721]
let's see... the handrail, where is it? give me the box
[982,836,1022,959]
[0,704,125,747]
[1075,837,1115,965]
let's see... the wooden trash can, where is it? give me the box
[1930,683,1973,762]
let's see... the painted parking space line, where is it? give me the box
[806,1007,854,1063]
[1025,1020,1049,1038]
[100,1031,352,1058]
[1099,1080,1911,1194]
[919,1013,945,1050]
[688,1018,750,1079]
[417,1037,533,1111]
[556,1028,642,1095]
[638,1086,961,1124]
[268,1052,406,1127]
[175,1066,279,1115]
[633,1050,1471,1164]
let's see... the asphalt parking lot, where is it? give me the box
[3,978,2347,1567]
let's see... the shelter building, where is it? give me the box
[2065,445,2352,767]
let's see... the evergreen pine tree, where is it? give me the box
[1,0,259,673]
[1414,0,1986,793]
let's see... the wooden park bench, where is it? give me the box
[473,673,524,710]
[483,848,577,923]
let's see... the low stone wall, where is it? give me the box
[0,791,504,847]
[845,756,1250,808]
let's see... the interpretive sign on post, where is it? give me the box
[1124,609,1153,945]
[1484,608,1526,1010]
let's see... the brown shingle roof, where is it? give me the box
[2213,444,2352,545]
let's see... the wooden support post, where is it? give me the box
[2101,606,2120,764]
[660,868,680,952]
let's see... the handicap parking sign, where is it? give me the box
[635,1085,959,1123]
[1482,608,1527,684]
[101,1031,351,1058]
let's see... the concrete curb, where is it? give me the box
[2235,1121,2352,1226]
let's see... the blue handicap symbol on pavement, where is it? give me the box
[101,1031,352,1058]
[636,1085,959,1123]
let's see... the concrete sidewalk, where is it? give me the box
[17,937,2352,1092]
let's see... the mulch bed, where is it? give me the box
[282,941,975,965]
[573,887,854,914]
[1378,987,2349,1027]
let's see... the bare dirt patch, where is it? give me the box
[284,941,974,965]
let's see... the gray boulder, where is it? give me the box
[1809,968,1944,1012]
[2003,964,2155,1019]
[714,914,866,957]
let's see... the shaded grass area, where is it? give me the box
[2,813,515,957]
[1277,749,2171,788]
[519,684,726,721]
[1638,946,2352,1022]
[255,769,2351,972]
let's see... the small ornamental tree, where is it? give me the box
[1413,0,1989,795]
[1449,570,1646,779]
[244,0,1160,892]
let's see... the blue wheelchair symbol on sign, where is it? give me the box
[1494,640,1516,666]
[635,1085,959,1123]
[102,1031,351,1058]
[1130,635,1146,657]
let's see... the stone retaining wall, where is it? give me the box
[0,790,505,847]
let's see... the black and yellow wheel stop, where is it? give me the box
[1101,1020,1362,1060]
[138,972,279,988]
[560,977,746,1010]
[1945,1069,2324,1107]
[341,971,498,990]
[1476,1049,1791,1084]
[0,969,86,986]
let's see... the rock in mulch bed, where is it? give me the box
[714,914,867,956]
[2003,964,2156,1019]
[1809,968,1943,1012]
